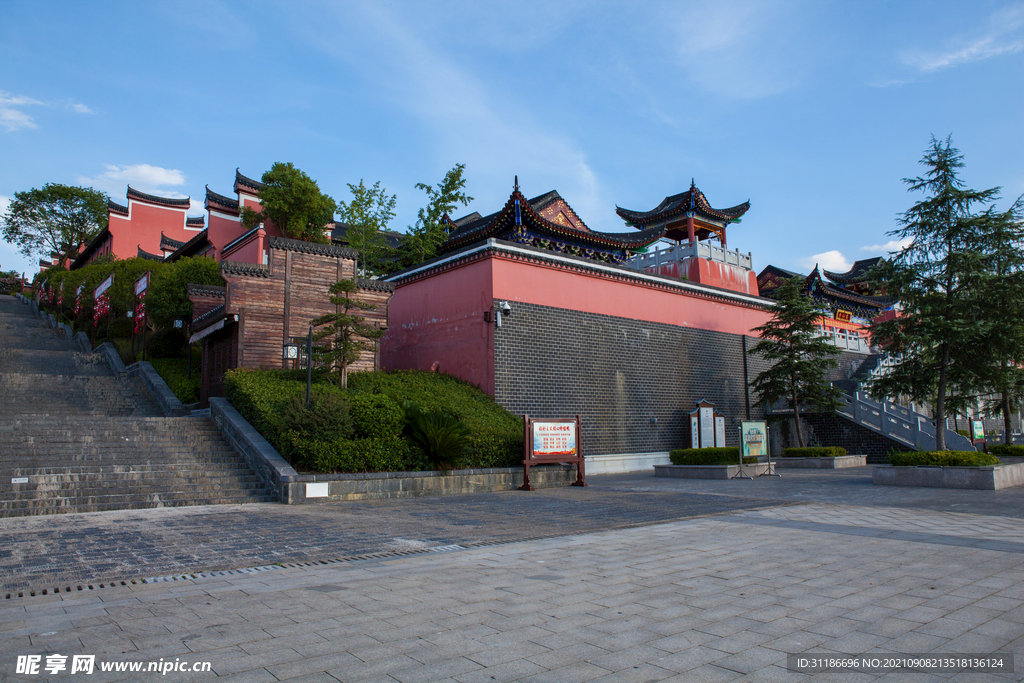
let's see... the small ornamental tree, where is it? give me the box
[399,164,473,268]
[311,278,385,388]
[240,162,336,243]
[868,136,1008,450]
[337,180,397,276]
[2,184,108,265]
[748,276,842,448]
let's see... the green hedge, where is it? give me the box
[889,451,1001,467]
[781,446,847,458]
[669,447,757,466]
[224,368,523,472]
[989,444,1024,457]
[148,357,201,405]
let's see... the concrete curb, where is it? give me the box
[127,361,189,417]
[93,342,126,377]
[775,455,867,469]
[873,463,1024,490]
[210,397,296,503]
[654,463,770,479]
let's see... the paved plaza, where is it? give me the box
[2,470,1024,681]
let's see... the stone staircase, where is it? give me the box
[0,296,275,516]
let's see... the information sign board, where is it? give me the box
[972,419,985,441]
[740,421,768,458]
[520,415,586,491]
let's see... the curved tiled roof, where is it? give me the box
[137,246,164,261]
[616,181,749,227]
[186,216,206,227]
[187,283,226,299]
[205,186,240,211]
[357,278,396,292]
[126,186,191,208]
[108,200,129,216]
[804,266,893,309]
[164,229,211,262]
[70,227,112,270]
[235,169,265,193]
[221,260,270,277]
[440,185,664,255]
[823,257,884,284]
[160,232,186,251]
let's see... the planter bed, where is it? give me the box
[291,464,575,502]
[775,455,867,469]
[873,462,1024,490]
[654,463,769,480]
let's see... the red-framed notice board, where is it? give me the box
[519,415,587,491]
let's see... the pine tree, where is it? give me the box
[868,136,1005,450]
[311,278,385,388]
[749,276,842,448]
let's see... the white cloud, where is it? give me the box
[79,164,188,198]
[903,3,1024,73]
[67,102,94,114]
[0,91,43,132]
[802,250,850,273]
[0,195,10,216]
[862,237,913,253]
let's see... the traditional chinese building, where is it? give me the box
[757,263,895,352]
[188,236,392,404]
[72,187,206,269]
[616,181,758,295]
[823,257,886,297]
[382,180,789,470]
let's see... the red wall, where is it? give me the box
[382,252,776,397]
[381,259,496,395]
[109,201,197,259]
[491,255,773,337]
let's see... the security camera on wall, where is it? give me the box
[500,301,512,315]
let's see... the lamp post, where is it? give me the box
[306,324,313,409]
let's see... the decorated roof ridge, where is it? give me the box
[268,234,358,259]
[205,185,240,211]
[822,257,885,284]
[803,265,890,309]
[357,278,396,292]
[235,169,265,193]
[38,259,52,268]
[160,232,186,250]
[615,180,750,227]
[389,238,775,309]
[186,283,226,298]
[164,228,211,262]
[137,246,164,262]
[108,199,129,216]
[440,182,664,255]
[186,216,206,227]
[221,259,270,277]
[126,186,191,208]
[70,227,112,270]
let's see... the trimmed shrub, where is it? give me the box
[989,444,1024,457]
[224,368,523,472]
[889,451,1001,467]
[280,392,353,443]
[348,370,522,467]
[287,433,411,473]
[781,446,847,458]
[350,393,404,440]
[670,448,757,465]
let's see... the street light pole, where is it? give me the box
[306,323,313,409]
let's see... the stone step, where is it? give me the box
[1,475,267,494]
[0,493,277,517]
[1,466,260,481]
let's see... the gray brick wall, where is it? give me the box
[493,300,780,456]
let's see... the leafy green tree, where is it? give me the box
[749,276,842,448]
[399,164,473,268]
[968,197,1024,443]
[311,278,385,388]
[868,136,1005,450]
[337,180,397,276]
[240,162,336,243]
[146,256,225,329]
[2,184,108,264]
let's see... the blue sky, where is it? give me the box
[2,0,1022,279]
